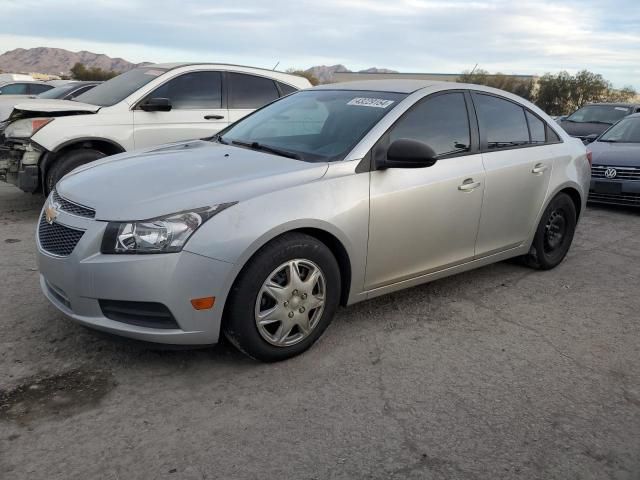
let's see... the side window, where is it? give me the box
[0,83,29,94]
[228,73,280,109]
[526,111,546,144]
[28,84,53,95]
[277,81,297,96]
[67,85,95,99]
[547,126,561,143]
[388,92,471,157]
[474,94,529,149]
[149,71,222,109]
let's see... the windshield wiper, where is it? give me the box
[598,138,619,142]
[231,140,301,160]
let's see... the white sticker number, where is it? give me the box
[347,97,395,108]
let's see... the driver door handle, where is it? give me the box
[204,114,225,120]
[532,163,548,174]
[458,179,481,192]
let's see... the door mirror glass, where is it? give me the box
[139,97,172,112]
[378,138,437,169]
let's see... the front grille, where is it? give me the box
[99,300,180,329]
[51,189,96,218]
[589,191,640,206]
[592,165,640,181]
[38,214,85,256]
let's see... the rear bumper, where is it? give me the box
[588,178,640,207]
[37,212,237,344]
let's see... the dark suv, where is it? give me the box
[559,103,640,143]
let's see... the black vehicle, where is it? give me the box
[559,103,640,143]
[588,113,640,207]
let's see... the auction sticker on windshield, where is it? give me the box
[347,98,395,108]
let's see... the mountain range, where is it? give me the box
[0,47,396,83]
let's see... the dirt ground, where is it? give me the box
[1,181,639,479]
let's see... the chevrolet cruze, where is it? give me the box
[37,80,590,361]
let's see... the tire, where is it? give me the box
[45,148,106,194]
[223,233,341,362]
[522,193,577,270]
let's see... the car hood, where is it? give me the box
[12,98,100,114]
[588,141,640,167]
[57,140,329,221]
[559,120,611,138]
[0,95,37,121]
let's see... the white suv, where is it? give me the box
[1,63,310,193]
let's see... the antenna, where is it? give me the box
[469,63,479,75]
[272,61,280,71]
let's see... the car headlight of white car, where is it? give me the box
[100,203,237,254]
[4,118,54,138]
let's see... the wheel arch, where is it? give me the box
[40,137,126,191]
[222,225,354,310]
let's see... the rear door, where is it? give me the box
[133,70,227,149]
[226,72,282,124]
[471,92,558,256]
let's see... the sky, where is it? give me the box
[2,0,639,88]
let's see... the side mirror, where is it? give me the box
[139,97,172,112]
[583,133,599,144]
[377,138,438,169]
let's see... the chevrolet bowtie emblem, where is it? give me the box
[45,201,60,225]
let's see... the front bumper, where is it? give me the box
[37,208,236,345]
[588,178,640,207]
[0,139,43,192]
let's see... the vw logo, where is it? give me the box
[44,200,60,225]
[604,167,617,179]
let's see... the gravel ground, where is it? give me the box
[1,181,639,480]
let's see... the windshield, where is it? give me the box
[219,90,406,162]
[37,83,81,99]
[74,67,168,106]
[566,105,631,124]
[600,116,640,143]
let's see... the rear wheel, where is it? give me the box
[523,193,577,270]
[45,148,106,194]
[223,233,341,362]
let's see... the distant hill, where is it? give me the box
[304,65,398,84]
[0,47,142,76]
[0,47,397,83]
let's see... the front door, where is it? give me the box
[366,91,485,290]
[133,70,227,149]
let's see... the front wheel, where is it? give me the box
[523,193,577,270]
[223,233,341,362]
[45,148,106,194]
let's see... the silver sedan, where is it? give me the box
[36,80,591,361]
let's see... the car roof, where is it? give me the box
[0,80,50,86]
[149,62,299,77]
[313,79,442,94]
[584,102,640,108]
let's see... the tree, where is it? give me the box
[535,70,636,115]
[458,69,536,101]
[286,68,319,86]
[70,62,119,81]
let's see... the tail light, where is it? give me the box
[586,149,592,168]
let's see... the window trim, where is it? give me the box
[469,91,563,153]
[133,70,224,111]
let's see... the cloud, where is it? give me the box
[1,0,638,88]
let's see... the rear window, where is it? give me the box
[74,67,168,107]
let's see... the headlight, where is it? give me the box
[4,118,54,138]
[100,203,236,254]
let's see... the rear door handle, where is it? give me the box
[532,163,548,174]
[204,114,225,120]
[458,179,481,192]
